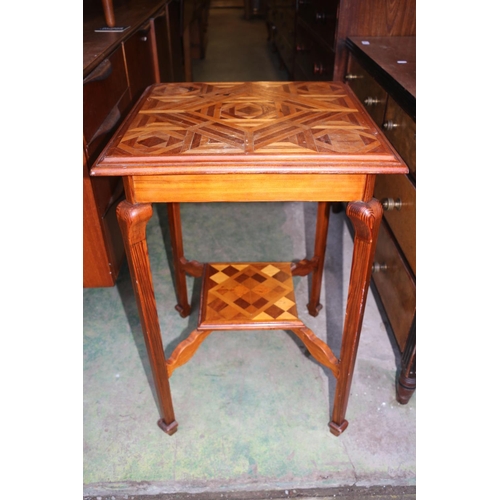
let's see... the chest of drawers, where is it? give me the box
[345,36,416,403]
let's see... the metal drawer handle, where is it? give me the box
[140,36,148,41]
[381,198,402,211]
[345,74,362,80]
[364,96,381,106]
[383,120,398,131]
[372,262,388,273]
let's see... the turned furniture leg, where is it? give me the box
[329,199,382,436]
[117,201,178,435]
[397,315,416,404]
[166,203,191,318]
[307,202,332,317]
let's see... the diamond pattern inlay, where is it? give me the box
[200,262,302,328]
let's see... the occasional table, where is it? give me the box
[91,81,407,436]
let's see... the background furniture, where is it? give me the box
[267,0,415,81]
[344,36,416,403]
[83,0,185,287]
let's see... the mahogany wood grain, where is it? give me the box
[307,202,331,316]
[329,198,382,436]
[371,221,415,352]
[374,173,415,274]
[334,0,416,80]
[116,201,178,434]
[166,203,191,317]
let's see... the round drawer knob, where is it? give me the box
[372,262,388,273]
[383,120,398,131]
[364,96,381,106]
[345,74,362,80]
[140,36,148,42]
[381,198,402,211]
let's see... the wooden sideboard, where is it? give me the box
[83,0,185,287]
[344,36,416,404]
[267,0,415,81]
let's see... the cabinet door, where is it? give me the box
[123,22,157,102]
[163,0,185,82]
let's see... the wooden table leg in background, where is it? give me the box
[117,201,178,435]
[166,203,192,318]
[329,198,382,436]
[307,201,332,317]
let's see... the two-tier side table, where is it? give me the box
[91,81,407,436]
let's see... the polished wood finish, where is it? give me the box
[330,198,382,435]
[101,0,116,27]
[116,201,178,434]
[371,221,415,351]
[92,81,407,435]
[267,0,415,83]
[166,261,341,379]
[84,0,185,287]
[344,37,416,403]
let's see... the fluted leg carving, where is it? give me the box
[117,200,178,435]
[329,198,382,436]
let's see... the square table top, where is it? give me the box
[91,81,407,177]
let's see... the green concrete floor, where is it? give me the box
[83,9,415,498]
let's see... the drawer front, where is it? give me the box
[297,0,339,49]
[374,173,416,274]
[294,23,334,81]
[345,56,388,127]
[383,96,416,177]
[275,32,295,75]
[372,221,416,352]
[83,47,129,144]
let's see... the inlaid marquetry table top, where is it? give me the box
[91,81,407,177]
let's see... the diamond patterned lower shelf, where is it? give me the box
[165,262,340,379]
[199,262,303,330]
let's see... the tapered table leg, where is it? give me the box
[329,198,382,436]
[166,203,191,318]
[307,202,332,317]
[117,201,178,435]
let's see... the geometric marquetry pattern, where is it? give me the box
[199,262,301,328]
[106,81,389,160]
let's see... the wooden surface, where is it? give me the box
[344,37,416,404]
[91,81,407,176]
[334,0,416,80]
[84,0,170,76]
[199,262,302,329]
[97,80,407,436]
[346,36,416,120]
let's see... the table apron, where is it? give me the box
[124,173,371,203]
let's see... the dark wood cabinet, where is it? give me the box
[267,0,415,81]
[83,0,185,288]
[345,36,416,404]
